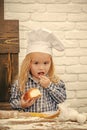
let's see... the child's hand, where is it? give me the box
[39,75,51,88]
[20,95,36,108]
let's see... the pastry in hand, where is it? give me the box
[23,88,41,101]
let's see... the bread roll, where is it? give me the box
[23,88,41,101]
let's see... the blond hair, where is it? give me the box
[19,53,60,92]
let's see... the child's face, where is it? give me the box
[30,52,51,80]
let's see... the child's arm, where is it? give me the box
[46,80,67,104]
[9,80,22,110]
[9,81,38,110]
[39,76,66,104]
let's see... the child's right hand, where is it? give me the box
[20,94,36,108]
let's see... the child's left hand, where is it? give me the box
[21,95,36,108]
[39,75,51,88]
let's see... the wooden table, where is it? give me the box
[0,112,87,130]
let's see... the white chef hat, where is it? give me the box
[26,28,64,56]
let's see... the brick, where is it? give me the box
[66,98,87,107]
[79,74,87,81]
[47,4,82,13]
[55,0,70,3]
[55,66,65,74]
[31,13,66,21]
[54,57,79,65]
[82,5,87,12]
[60,74,78,82]
[5,3,46,13]
[68,13,87,22]
[45,22,74,31]
[19,48,27,57]
[66,90,76,99]
[20,31,27,40]
[78,82,87,90]
[20,22,32,31]
[77,48,87,56]
[65,31,87,39]
[80,56,87,64]
[53,31,65,39]
[66,82,87,91]
[65,48,87,56]
[20,39,27,48]
[79,40,87,47]
[66,82,77,91]
[5,12,31,21]
[55,48,87,57]
[63,40,79,48]
[71,0,87,3]
[51,22,75,31]
[66,65,87,73]
[76,23,87,30]
[76,90,87,98]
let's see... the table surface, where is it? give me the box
[0,116,87,130]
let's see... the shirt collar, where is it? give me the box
[28,74,39,84]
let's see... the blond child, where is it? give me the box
[10,29,66,112]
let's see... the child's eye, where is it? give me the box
[34,62,39,64]
[44,62,49,65]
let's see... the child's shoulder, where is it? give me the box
[59,79,65,84]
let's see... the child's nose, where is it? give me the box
[39,64,44,69]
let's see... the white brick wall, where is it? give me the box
[4,0,87,112]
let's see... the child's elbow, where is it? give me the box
[62,93,67,102]
[59,92,67,103]
[56,94,67,104]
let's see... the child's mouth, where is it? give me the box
[38,72,44,76]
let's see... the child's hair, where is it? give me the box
[19,53,60,92]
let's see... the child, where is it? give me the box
[10,29,66,112]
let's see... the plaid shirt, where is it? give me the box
[9,75,66,112]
